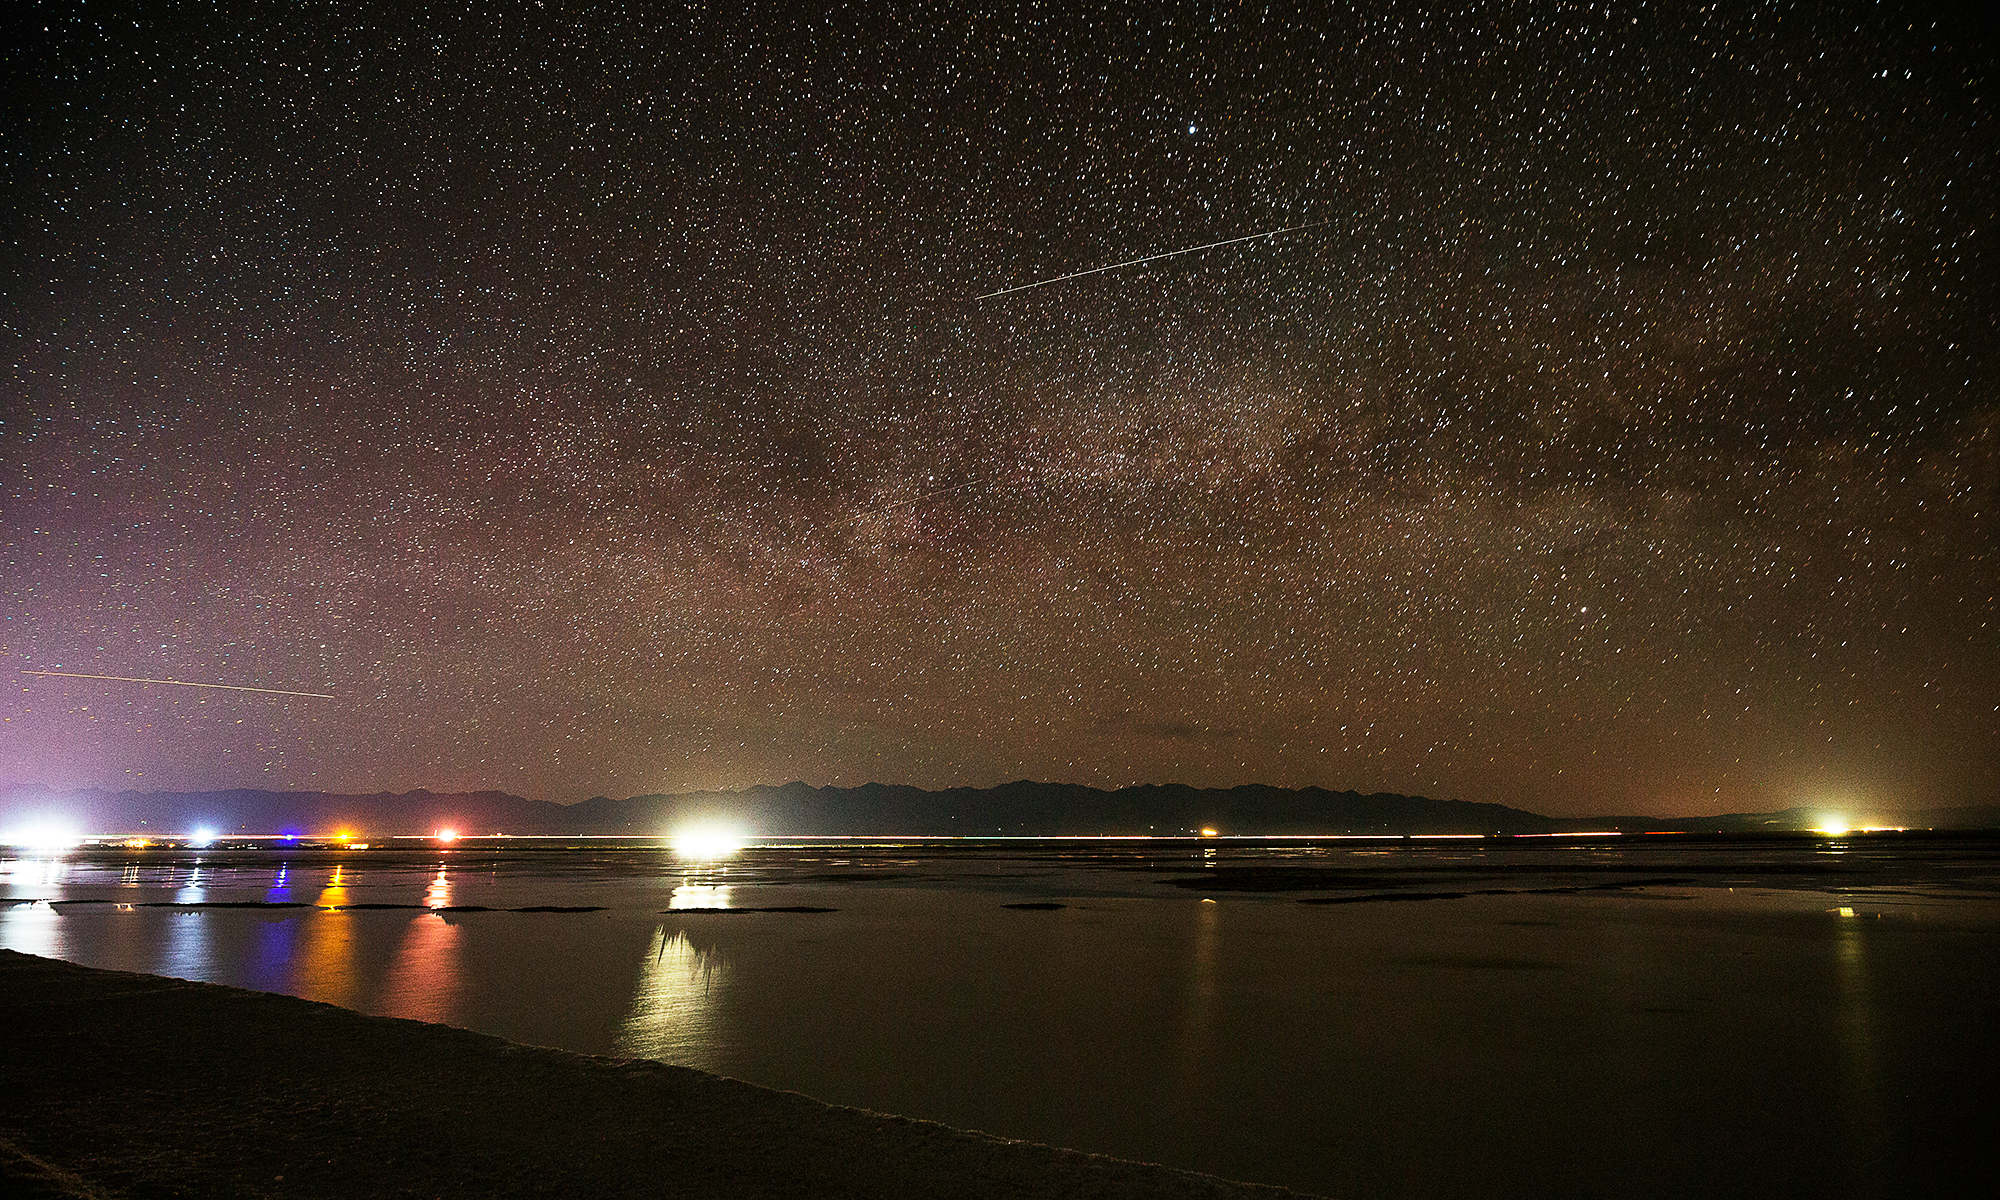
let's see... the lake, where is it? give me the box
[5,834,1996,1199]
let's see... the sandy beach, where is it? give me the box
[0,949,1313,1199]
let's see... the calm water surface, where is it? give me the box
[5,835,1997,1199]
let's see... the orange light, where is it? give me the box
[1199,827,1219,838]
[436,828,460,844]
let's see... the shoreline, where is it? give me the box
[0,949,1315,1199]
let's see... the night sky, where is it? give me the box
[5,1,1994,816]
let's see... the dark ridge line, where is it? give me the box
[511,905,608,913]
[1298,892,1470,905]
[1001,902,1068,910]
[133,900,316,909]
[1297,879,1693,905]
[659,906,839,914]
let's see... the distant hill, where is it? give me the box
[3,782,1993,841]
[4,781,1549,839]
[563,780,1562,837]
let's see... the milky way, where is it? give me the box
[5,1,1994,815]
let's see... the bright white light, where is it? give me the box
[187,827,217,849]
[435,827,460,844]
[5,820,80,851]
[1818,816,1851,835]
[670,825,745,859]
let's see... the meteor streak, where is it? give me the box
[23,670,334,699]
[977,219,1332,300]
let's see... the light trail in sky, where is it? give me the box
[976,219,1332,300]
[23,670,335,699]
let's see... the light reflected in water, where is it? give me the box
[247,854,303,991]
[380,910,463,1025]
[174,860,206,905]
[1,855,70,891]
[293,866,358,1008]
[1834,908,1883,1178]
[159,859,210,980]
[316,864,349,907]
[1179,899,1222,1087]
[159,910,210,980]
[0,899,62,959]
[670,882,732,909]
[376,865,465,1023]
[424,865,452,909]
[245,909,300,993]
[615,927,727,1071]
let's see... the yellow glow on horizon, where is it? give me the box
[1817,816,1851,835]
[670,825,745,859]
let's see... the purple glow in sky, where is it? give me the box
[5,0,1994,815]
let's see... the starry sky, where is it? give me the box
[4,0,1994,817]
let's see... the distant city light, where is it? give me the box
[436,827,461,844]
[670,825,745,859]
[5,820,80,851]
[187,827,217,848]
[1817,816,1851,836]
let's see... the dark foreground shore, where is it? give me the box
[0,950,1312,1199]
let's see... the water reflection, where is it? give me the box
[245,910,300,993]
[293,866,358,1008]
[1834,909,1883,1182]
[424,865,452,909]
[0,899,61,959]
[1179,899,1221,1087]
[245,856,304,991]
[378,865,465,1024]
[381,911,463,1024]
[615,927,727,1071]
[1,855,70,892]
[175,859,206,905]
[670,882,733,909]
[159,858,210,979]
